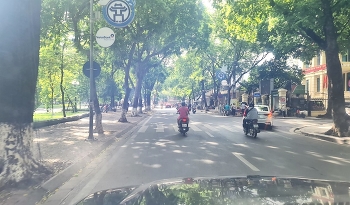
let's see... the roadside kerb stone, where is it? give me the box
[295,126,350,145]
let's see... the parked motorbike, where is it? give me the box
[192,107,196,114]
[243,119,259,138]
[178,118,189,136]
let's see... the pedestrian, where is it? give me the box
[282,105,286,117]
[240,103,246,116]
[231,104,236,116]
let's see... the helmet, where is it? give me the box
[181,102,186,106]
[249,103,254,108]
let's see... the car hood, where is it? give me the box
[76,175,350,204]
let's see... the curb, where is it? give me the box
[300,131,350,145]
[10,114,150,205]
[294,127,350,145]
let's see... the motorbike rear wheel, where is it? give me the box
[251,129,257,138]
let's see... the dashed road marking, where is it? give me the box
[205,131,215,138]
[232,152,260,171]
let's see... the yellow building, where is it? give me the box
[302,50,350,104]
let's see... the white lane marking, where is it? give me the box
[203,124,218,131]
[156,124,164,132]
[190,124,201,131]
[138,126,148,133]
[232,152,260,171]
[142,115,153,126]
[173,125,178,132]
[205,131,215,138]
[220,125,239,132]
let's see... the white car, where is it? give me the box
[255,105,273,130]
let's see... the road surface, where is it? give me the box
[43,108,350,204]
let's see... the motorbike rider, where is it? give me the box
[177,101,189,125]
[224,103,230,115]
[243,103,259,133]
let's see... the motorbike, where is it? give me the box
[223,109,230,116]
[243,119,259,138]
[192,107,196,114]
[178,118,189,136]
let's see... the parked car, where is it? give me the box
[255,105,273,130]
[165,103,172,108]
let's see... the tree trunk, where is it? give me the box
[92,79,103,134]
[322,0,348,136]
[201,80,208,109]
[119,87,131,122]
[51,86,54,114]
[132,75,142,116]
[146,92,151,111]
[138,94,143,114]
[324,77,332,117]
[110,81,115,109]
[0,0,50,187]
[119,43,135,122]
[60,43,66,117]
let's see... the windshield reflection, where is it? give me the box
[77,177,350,205]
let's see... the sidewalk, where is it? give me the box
[0,110,150,205]
[296,122,350,145]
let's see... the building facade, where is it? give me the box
[302,50,350,105]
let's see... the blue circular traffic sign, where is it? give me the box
[102,0,135,28]
[216,71,226,81]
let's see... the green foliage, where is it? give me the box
[240,58,304,94]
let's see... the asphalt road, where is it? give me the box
[43,108,350,205]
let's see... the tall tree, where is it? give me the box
[0,0,48,187]
[214,0,350,136]
[126,0,209,116]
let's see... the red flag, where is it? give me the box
[323,75,328,88]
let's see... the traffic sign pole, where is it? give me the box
[88,0,94,140]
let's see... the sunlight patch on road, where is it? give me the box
[63,141,75,145]
[328,156,350,164]
[233,143,249,148]
[136,141,149,144]
[173,150,183,153]
[252,157,265,161]
[194,159,215,164]
[131,146,141,149]
[205,141,219,146]
[136,162,162,168]
[207,152,219,157]
[34,138,48,142]
[285,150,298,155]
[306,151,323,158]
[320,159,343,165]
[266,145,279,149]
